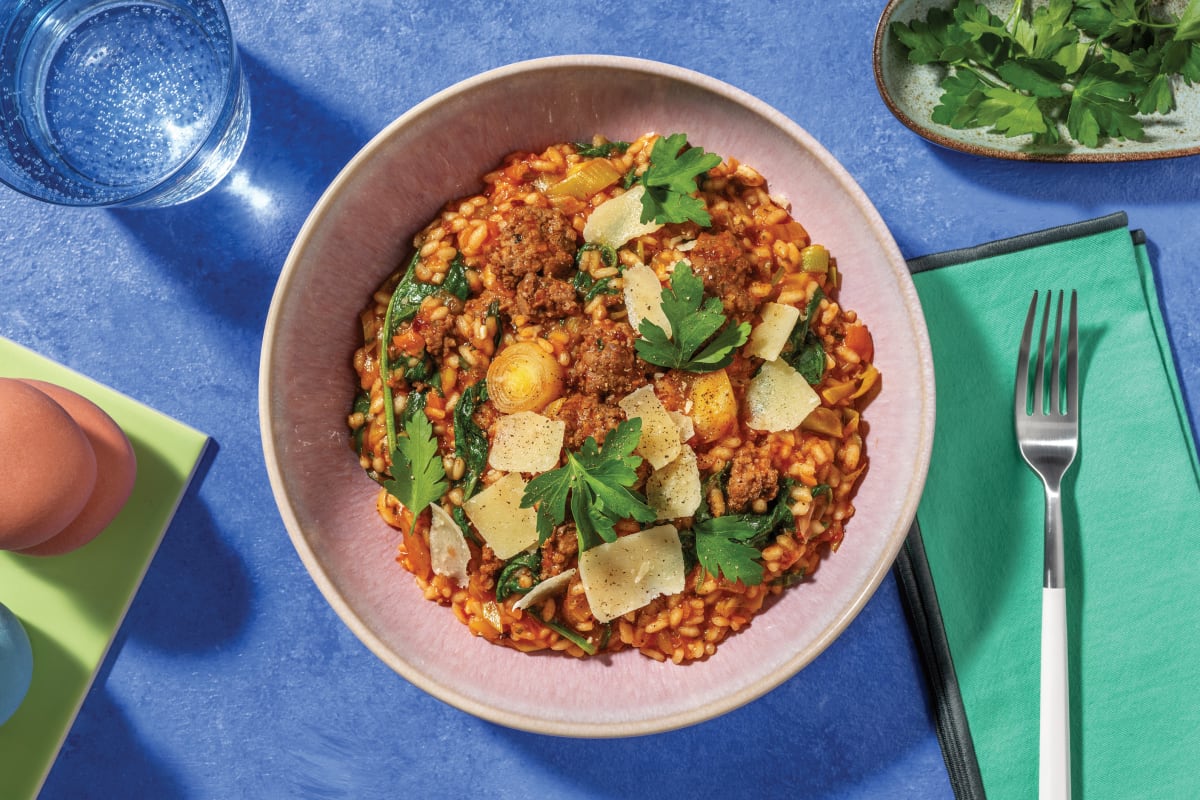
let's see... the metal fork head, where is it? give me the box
[1014,289,1080,482]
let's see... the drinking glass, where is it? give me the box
[0,0,250,207]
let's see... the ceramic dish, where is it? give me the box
[874,0,1200,162]
[259,55,935,737]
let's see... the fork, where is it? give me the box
[1014,290,1079,800]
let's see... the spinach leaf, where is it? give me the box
[572,243,620,303]
[351,391,371,459]
[402,354,435,384]
[781,286,826,385]
[443,254,471,301]
[452,505,481,547]
[387,253,439,327]
[453,380,490,500]
[542,618,599,655]
[572,140,629,158]
[495,550,541,601]
[486,299,503,351]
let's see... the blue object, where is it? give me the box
[0,601,33,727]
[0,0,249,207]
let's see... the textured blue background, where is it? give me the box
[2,1,1197,797]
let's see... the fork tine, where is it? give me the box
[1050,291,1064,416]
[1015,291,1039,417]
[1066,290,1079,419]
[1033,291,1052,415]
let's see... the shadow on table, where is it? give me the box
[926,144,1197,209]
[39,442,243,798]
[105,50,370,335]
[39,686,185,800]
[497,577,948,798]
[122,441,253,654]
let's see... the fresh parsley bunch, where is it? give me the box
[892,0,1200,147]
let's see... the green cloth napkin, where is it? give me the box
[896,213,1200,800]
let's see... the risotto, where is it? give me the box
[348,133,878,663]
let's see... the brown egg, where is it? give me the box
[16,380,137,557]
[0,377,97,551]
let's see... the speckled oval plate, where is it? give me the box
[874,0,1200,162]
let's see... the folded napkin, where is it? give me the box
[895,213,1200,800]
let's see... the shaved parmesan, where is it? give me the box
[462,472,538,559]
[428,503,471,586]
[622,262,670,334]
[579,525,686,623]
[647,445,701,520]
[619,385,681,469]
[489,411,565,473]
[746,302,801,361]
[745,358,821,432]
[513,568,577,611]
[582,185,663,249]
[668,410,695,445]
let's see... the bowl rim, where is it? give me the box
[259,54,936,737]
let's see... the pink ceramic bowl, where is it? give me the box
[259,55,935,737]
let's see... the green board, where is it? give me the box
[0,336,209,799]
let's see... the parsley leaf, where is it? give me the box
[638,133,722,226]
[521,418,657,552]
[634,262,751,373]
[693,517,765,586]
[1067,60,1145,146]
[383,391,447,520]
[691,479,799,586]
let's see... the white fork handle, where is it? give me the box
[1040,586,1071,800]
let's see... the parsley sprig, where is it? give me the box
[689,478,799,586]
[383,391,447,522]
[634,262,751,373]
[521,418,657,552]
[638,133,722,226]
[892,0,1200,148]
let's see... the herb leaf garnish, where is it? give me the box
[638,133,722,226]
[693,517,766,586]
[383,391,447,520]
[634,262,750,373]
[521,418,657,552]
[891,0,1200,148]
[691,478,799,586]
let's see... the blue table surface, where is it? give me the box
[3,2,1197,798]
